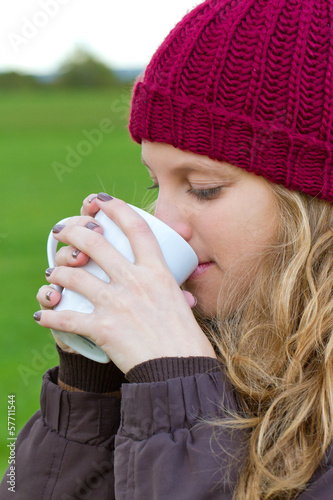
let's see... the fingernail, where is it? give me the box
[33,311,42,322]
[45,267,55,277]
[52,224,65,233]
[46,291,53,301]
[88,195,97,203]
[85,222,100,230]
[72,249,80,259]
[97,192,113,202]
[193,296,197,307]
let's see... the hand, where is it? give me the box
[34,194,216,373]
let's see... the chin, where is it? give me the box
[193,285,245,320]
[190,290,220,318]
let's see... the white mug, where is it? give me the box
[47,203,198,363]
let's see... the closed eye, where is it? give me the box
[186,186,223,201]
[147,183,223,201]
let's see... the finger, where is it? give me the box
[182,291,197,308]
[33,308,98,344]
[55,244,90,267]
[36,285,62,310]
[55,215,103,230]
[50,223,132,280]
[96,194,167,268]
[53,217,104,267]
[81,194,99,216]
[45,266,109,304]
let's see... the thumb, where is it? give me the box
[182,290,197,308]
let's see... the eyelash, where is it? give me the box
[147,184,223,201]
[186,186,223,201]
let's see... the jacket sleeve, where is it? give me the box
[0,367,121,500]
[114,368,246,500]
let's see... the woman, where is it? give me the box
[1,0,333,498]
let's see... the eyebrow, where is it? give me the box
[140,155,235,175]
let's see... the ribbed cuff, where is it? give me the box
[56,344,126,393]
[125,356,221,383]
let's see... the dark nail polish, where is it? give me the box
[85,222,100,230]
[52,224,65,233]
[33,311,42,322]
[72,249,80,259]
[46,291,53,301]
[97,192,113,202]
[45,267,55,277]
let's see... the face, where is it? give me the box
[141,141,279,317]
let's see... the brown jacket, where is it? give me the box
[1,357,333,499]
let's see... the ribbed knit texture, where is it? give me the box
[125,356,221,383]
[57,345,126,393]
[57,346,220,390]
[129,0,333,202]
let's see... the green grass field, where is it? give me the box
[0,88,155,477]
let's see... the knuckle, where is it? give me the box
[86,231,105,250]
[129,218,150,235]
[57,311,82,334]
[66,268,83,290]
[96,287,113,306]
[58,313,74,333]
[81,215,96,226]
[67,215,92,226]
[121,266,137,283]
[153,268,175,288]
[66,216,81,225]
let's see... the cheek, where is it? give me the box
[213,205,277,272]
[189,187,278,317]
[231,189,278,251]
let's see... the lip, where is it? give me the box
[188,261,215,280]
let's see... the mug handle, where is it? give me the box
[46,217,72,294]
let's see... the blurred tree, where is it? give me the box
[0,72,39,90]
[55,48,121,88]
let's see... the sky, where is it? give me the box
[0,0,201,75]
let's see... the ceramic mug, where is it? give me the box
[47,203,198,363]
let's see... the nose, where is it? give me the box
[154,196,192,242]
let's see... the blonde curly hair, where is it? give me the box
[197,185,333,499]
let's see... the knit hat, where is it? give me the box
[129,0,333,202]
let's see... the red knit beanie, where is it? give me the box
[129,0,333,202]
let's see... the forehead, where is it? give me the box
[141,141,240,177]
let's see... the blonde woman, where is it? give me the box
[2,0,333,498]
